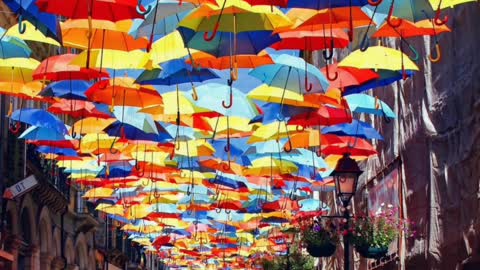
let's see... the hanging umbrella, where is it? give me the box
[4,0,62,42]
[288,104,353,127]
[322,119,383,140]
[6,20,61,46]
[0,28,32,58]
[362,0,436,27]
[0,57,40,83]
[320,63,380,89]
[271,28,350,52]
[186,52,274,70]
[10,108,68,134]
[61,19,149,51]
[85,77,163,108]
[70,49,155,70]
[33,54,108,81]
[343,69,413,95]
[48,100,112,119]
[344,93,395,118]
[36,0,147,21]
[40,80,92,100]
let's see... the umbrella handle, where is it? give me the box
[434,7,448,26]
[136,1,152,16]
[316,148,322,157]
[191,86,198,101]
[304,77,313,92]
[169,148,175,160]
[222,162,231,171]
[153,190,161,198]
[204,22,220,42]
[408,44,419,61]
[8,121,21,135]
[18,15,26,34]
[429,43,442,63]
[387,2,403,28]
[229,62,239,83]
[109,138,120,154]
[225,209,231,214]
[141,178,149,186]
[215,208,222,213]
[367,0,383,6]
[283,139,292,153]
[222,90,233,109]
[178,0,183,5]
[360,36,370,52]
[325,64,338,81]
[401,63,408,81]
[322,41,334,60]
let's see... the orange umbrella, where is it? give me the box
[33,54,108,81]
[62,19,149,51]
[85,77,163,108]
[321,137,377,157]
[186,52,274,69]
[48,99,112,118]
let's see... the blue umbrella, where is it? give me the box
[322,120,384,140]
[135,59,219,86]
[36,146,77,156]
[345,93,395,118]
[10,108,68,134]
[105,122,172,143]
[178,27,280,57]
[249,54,329,94]
[344,70,414,95]
[189,83,259,118]
[4,0,62,42]
[362,0,435,27]
[19,125,71,141]
[40,80,92,100]
[0,28,31,58]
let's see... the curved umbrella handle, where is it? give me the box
[316,148,322,157]
[408,44,419,61]
[225,209,231,214]
[9,121,21,135]
[304,77,313,92]
[222,162,231,171]
[283,139,292,153]
[18,14,26,34]
[153,190,161,198]
[387,1,403,28]
[368,0,383,6]
[325,64,338,81]
[401,63,408,81]
[322,40,334,60]
[434,7,448,26]
[169,148,175,160]
[429,43,442,63]
[222,89,233,109]
[109,141,119,154]
[295,125,304,132]
[215,207,222,213]
[136,1,152,16]
[224,142,230,153]
[141,178,149,186]
[204,22,220,42]
[191,86,198,101]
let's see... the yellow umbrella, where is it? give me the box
[70,117,116,135]
[248,121,299,143]
[125,204,152,220]
[149,31,197,64]
[82,187,114,198]
[204,116,253,136]
[0,58,40,83]
[80,133,127,154]
[70,49,156,70]
[96,204,125,216]
[244,157,298,176]
[429,0,476,8]
[248,84,304,106]
[131,151,176,167]
[6,21,61,46]
[0,81,43,99]
[338,45,419,71]
[174,140,215,157]
[139,91,207,119]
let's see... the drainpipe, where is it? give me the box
[0,95,6,234]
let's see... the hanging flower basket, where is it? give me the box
[305,241,337,258]
[355,245,388,259]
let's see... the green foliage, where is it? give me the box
[260,243,315,270]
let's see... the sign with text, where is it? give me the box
[3,175,38,199]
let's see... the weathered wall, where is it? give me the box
[358,3,480,270]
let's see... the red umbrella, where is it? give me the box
[48,99,112,118]
[36,0,147,21]
[322,137,377,157]
[320,63,380,89]
[242,0,289,7]
[288,105,352,128]
[33,54,108,81]
[271,29,350,51]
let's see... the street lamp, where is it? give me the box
[332,153,363,270]
[332,153,363,207]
